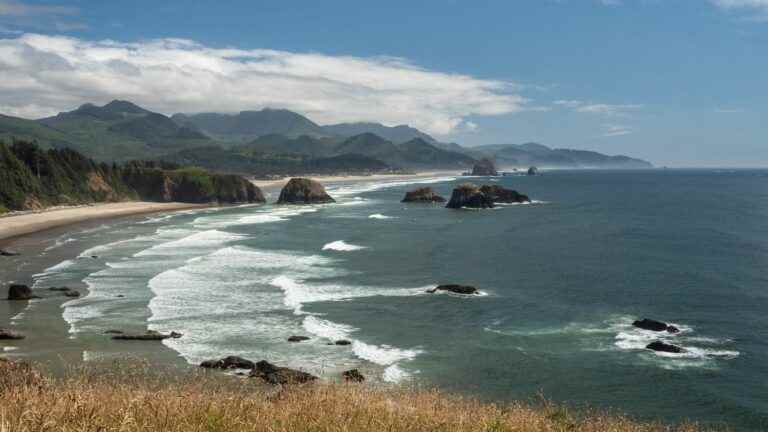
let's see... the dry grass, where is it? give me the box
[0,358,702,432]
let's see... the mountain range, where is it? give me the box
[0,100,652,174]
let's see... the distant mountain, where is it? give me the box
[332,134,474,169]
[473,143,652,169]
[239,134,340,157]
[172,109,328,142]
[323,122,437,144]
[0,114,76,150]
[34,100,214,161]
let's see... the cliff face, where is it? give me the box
[276,178,334,204]
[0,141,263,213]
[471,159,498,176]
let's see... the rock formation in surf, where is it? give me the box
[288,335,311,342]
[111,330,183,341]
[633,318,680,334]
[426,284,479,295]
[0,328,25,340]
[200,356,256,370]
[445,183,495,209]
[646,341,684,353]
[249,360,318,385]
[276,178,335,204]
[479,185,530,204]
[527,166,539,176]
[401,187,446,203]
[0,249,20,257]
[6,284,38,301]
[342,369,365,382]
[471,158,498,176]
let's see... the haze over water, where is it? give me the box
[13,169,768,430]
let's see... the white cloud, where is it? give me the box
[554,99,642,116]
[711,0,768,20]
[0,1,84,32]
[0,33,529,136]
[601,124,633,137]
[0,0,76,16]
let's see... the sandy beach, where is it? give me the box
[250,171,459,189]
[0,202,208,244]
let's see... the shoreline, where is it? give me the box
[250,170,459,189]
[0,202,210,246]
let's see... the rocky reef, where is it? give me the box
[479,185,530,204]
[445,183,495,209]
[277,178,335,204]
[633,318,680,334]
[401,187,446,203]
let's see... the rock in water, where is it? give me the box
[0,328,25,340]
[471,158,498,176]
[646,341,685,353]
[334,340,352,346]
[0,249,20,257]
[63,290,81,298]
[276,178,335,204]
[200,356,256,370]
[527,166,539,176]
[479,185,530,204]
[633,318,680,334]
[6,284,38,300]
[249,360,318,385]
[342,369,365,382]
[401,187,446,203]
[112,330,182,341]
[287,335,310,342]
[445,183,494,209]
[426,284,479,295]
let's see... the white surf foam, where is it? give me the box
[322,240,366,252]
[383,364,415,383]
[303,316,356,340]
[368,214,395,220]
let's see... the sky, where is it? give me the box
[0,0,766,166]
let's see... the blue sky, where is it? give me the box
[0,0,766,166]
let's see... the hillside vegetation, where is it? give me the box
[0,359,700,432]
[0,140,262,214]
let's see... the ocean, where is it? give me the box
[3,169,768,430]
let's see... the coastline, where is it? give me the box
[250,170,459,189]
[0,202,209,246]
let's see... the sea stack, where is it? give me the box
[471,158,498,176]
[527,166,539,176]
[445,183,495,209]
[6,284,37,301]
[479,185,530,204]
[401,187,446,203]
[277,178,335,204]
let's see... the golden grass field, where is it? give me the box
[0,358,703,432]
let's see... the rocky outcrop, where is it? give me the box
[445,183,494,209]
[633,318,680,334]
[288,335,310,343]
[0,249,20,257]
[334,340,352,346]
[200,356,256,370]
[277,178,335,204]
[527,166,539,176]
[249,360,318,385]
[401,187,446,203]
[471,159,498,176]
[342,369,365,383]
[479,185,530,204]
[63,290,81,298]
[0,328,25,340]
[111,330,182,341]
[426,284,479,295]
[646,341,684,353]
[6,284,38,301]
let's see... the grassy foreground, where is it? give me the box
[0,359,701,432]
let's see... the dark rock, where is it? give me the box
[0,328,25,340]
[63,290,81,298]
[527,166,539,176]
[426,284,479,295]
[334,340,352,346]
[277,178,335,204]
[401,187,446,203]
[342,369,365,383]
[48,287,71,292]
[112,330,182,341]
[479,185,530,204]
[0,249,20,257]
[200,355,256,370]
[115,294,125,298]
[445,183,494,209]
[104,330,124,334]
[646,341,685,354]
[287,335,311,343]
[633,318,679,334]
[249,360,318,385]
[91,256,99,259]
[6,284,38,301]
[471,158,498,176]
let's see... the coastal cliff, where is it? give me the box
[0,140,263,214]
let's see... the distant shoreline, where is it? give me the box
[250,170,459,189]
[0,202,209,246]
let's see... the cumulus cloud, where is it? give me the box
[554,99,642,116]
[601,123,633,137]
[0,33,528,135]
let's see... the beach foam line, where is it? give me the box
[368,214,395,220]
[322,240,366,252]
[327,176,457,198]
